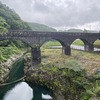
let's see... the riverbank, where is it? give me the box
[0,53,23,83]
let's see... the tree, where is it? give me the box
[0,2,31,30]
[83,29,88,33]
[0,16,9,32]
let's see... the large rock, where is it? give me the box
[25,64,87,100]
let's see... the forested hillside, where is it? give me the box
[0,2,31,32]
[28,22,57,32]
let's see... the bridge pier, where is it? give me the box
[63,45,71,55]
[84,44,94,51]
[31,47,41,66]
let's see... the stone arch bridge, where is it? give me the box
[0,30,100,65]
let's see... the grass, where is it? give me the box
[0,40,99,74]
[73,39,100,48]
[72,39,84,46]
[41,44,100,75]
[42,41,61,48]
[94,39,100,48]
[32,44,100,99]
[0,45,21,63]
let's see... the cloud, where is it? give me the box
[1,0,100,30]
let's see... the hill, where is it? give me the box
[0,2,31,32]
[59,28,98,33]
[28,22,57,32]
[83,29,98,33]
[67,29,83,32]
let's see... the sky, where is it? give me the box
[1,0,100,31]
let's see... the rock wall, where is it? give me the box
[0,54,22,83]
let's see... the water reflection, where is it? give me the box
[0,57,52,100]
[42,94,52,99]
[3,82,33,100]
[1,82,53,100]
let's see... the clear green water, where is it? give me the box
[0,57,52,100]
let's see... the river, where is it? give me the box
[0,57,53,100]
[49,45,100,51]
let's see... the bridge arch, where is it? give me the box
[70,38,94,51]
[40,38,65,51]
[70,38,88,52]
[93,39,100,49]
[40,38,66,47]
[71,38,88,46]
[40,39,65,64]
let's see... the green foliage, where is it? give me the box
[0,16,9,32]
[0,40,10,46]
[93,39,100,48]
[42,41,61,49]
[65,60,83,71]
[72,39,100,48]
[0,26,7,33]
[9,40,29,48]
[0,45,20,63]
[72,39,84,46]
[0,16,9,29]
[27,63,100,100]
[27,65,88,99]
[0,39,29,48]
[0,2,31,30]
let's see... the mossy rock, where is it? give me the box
[26,64,88,100]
